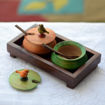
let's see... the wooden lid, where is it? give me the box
[25,27,56,45]
[9,69,41,91]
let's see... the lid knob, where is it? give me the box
[38,24,49,38]
[16,69,29,81]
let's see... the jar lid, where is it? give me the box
[25,27,56,45]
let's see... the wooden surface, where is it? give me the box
[26,27,56,45]
[7,24,101,89]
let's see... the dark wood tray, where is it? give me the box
[7,24,101,89]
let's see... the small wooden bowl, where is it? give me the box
[51,41,88,70]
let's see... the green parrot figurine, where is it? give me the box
[38,24,49,38]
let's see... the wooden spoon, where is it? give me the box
[42,44,78,59]
[15,25,34,35]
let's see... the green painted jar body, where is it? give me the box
[51,41,88,70]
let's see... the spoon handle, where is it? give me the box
[15,25,34,35]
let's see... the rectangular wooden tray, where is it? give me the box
[7,24,101,89]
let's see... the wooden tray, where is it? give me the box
[7,24,101,89]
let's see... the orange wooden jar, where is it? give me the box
[23,25,56,54]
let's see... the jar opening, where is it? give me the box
[58,45,82,59]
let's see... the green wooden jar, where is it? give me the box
[51,41,88,70]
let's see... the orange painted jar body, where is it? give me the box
[23,26,56,54]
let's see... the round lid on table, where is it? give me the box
[9,69,41,91]
[25,26,56,45]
